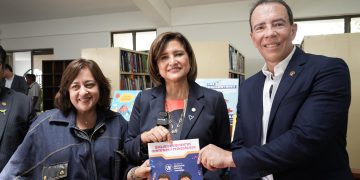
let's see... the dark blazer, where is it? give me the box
[0,75,28,94]
[0,87,35,171]
[125,81,231,164]
[231,47,353,180]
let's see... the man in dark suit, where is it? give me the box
[0,64,28,94]
[0,45,35,171]
[198,0,353,179]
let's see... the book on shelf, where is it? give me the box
[110,90,141,121]
[148,139,203,180]
[228,45,245,73]
[120,75,150,90]
[196,78,239,125]
[120,50,148,73]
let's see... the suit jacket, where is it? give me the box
[124,81,231,163]
[0,87,35,171]
[231,47,353,180]
[0,75,28,94]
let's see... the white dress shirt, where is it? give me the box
[261,46,296,180]
[5,74,14,88]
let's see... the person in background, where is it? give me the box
[197,0,353,179]
[0,58,150,179]
[0,64,28,94]
[0,45,35,171]
[124,32,231,180]
[25,74,41,112]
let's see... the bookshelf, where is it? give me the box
[302,33,360,168]
[81,48,151,94]
[191,41,245,84]
[42,60,73,111]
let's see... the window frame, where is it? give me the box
[111,29,156,51]
[295,14,360,33]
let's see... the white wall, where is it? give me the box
[0,12,154,59]
[1,0,359,76]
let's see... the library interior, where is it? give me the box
[0,0,359,179]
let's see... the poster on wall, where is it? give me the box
[196,78,239,125]
[110,90,141,121]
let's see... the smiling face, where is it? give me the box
[68,67,99,115]
[250,2,297,64]
[157,40,191,84]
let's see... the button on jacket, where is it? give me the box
[0,109,130,180]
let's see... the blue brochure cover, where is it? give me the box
[110,90,141,121]
[148,139,203,180]
[196,78,239,125]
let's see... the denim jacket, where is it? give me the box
[0,109,130,180]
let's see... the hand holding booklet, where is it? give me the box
[148,139,203,180]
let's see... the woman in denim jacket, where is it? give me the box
[0,59,150,180]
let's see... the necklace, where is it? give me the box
[165,99,187,134]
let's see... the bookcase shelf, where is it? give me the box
[42,60,72,111]
[81,48,151,94]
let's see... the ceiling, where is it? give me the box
[0,0,243,25]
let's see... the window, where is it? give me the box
[294,19,344,45]
[293,15,360,45]
[113,33,133,50]
[111,30,156,51]
[351,17,360,33]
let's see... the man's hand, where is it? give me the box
[198,144,235,170]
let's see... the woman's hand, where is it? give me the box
[127,160,151,180]
[140,126,172,144]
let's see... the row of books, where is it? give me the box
[229,45,245,73]
[120,51,148,73]
[120,75,151,90]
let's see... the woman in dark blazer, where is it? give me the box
[124,32,231,179]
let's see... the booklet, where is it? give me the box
[148,139,203,180]
[110,90,141,121]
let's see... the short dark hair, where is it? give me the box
[4,64,13,72]
[249,0,294,32]
[0,46,6,65]
[54,58,111,116]
[158,173,171,180]
[25,74,36,82]
[148,32,197,86]
[178,171,191,180]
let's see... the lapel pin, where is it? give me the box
[188,115,194,121]
[1,102,6,106]
[289,71,296,77]
[191,107,196,112]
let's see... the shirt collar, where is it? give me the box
[5,74,15,81]
[262,46,296,79]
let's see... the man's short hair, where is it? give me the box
[25,74,36,82]
[4,64,13,72]
[178,171,192,180]
[158,173,171,180]
[0,45,6,65]
[249,0,294,32]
